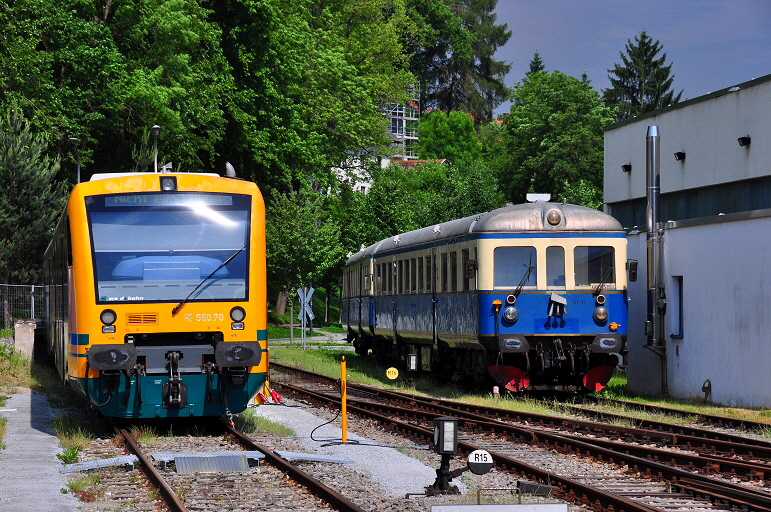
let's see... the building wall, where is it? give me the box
[660,212,771,407]
[604,74,771,407]
[605,76,771,208]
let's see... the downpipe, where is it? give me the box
[644,125,668,394]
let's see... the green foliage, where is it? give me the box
[341,161,504,249]
[528,50,545,75]
[214,0,415,193]
[266,190,344,295]
[0,108,66,283]
[501,71,613,207]
[409,0,511,120]
[56,446,79,465]
[603,30,683,122]
[418,111,481,165]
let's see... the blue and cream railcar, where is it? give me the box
[43,172,268,419]
[341,202,629,392]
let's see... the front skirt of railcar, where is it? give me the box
[73,336,266,419]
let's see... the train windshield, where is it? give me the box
[494,246,536,288]
[574,246,615,289]
[86,192,251,303]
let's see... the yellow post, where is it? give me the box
[341,356,347,443]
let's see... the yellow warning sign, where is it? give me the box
[386,367,399,380]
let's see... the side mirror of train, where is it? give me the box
[626,259,638,282]
[465,259,478,279]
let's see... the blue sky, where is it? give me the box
[492,0,771,114]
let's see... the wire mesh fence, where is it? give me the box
[0,284,43,332]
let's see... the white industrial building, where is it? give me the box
[603,74,771,407]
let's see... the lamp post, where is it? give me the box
[152,125,160,173]
[69,137,80,183]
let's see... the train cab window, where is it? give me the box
[546,246,566,289]
[417,257,424,293]
[86,192,250,303]
[398,260,404,294]
[462,249,471,291]
[410,259,417,293]
[388,262,394,294]
[574,246,615,288]
[494,246,536,288]
[375,265,382,295]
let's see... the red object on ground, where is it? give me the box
[583,365,615,392]
[488,365,530,392]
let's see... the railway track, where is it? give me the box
[271,362,771,511]
[68,420,363,511]
[579,395,771,432]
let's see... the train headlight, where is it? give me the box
[546,209,562,226]
[595,294,606,305]
[100,309,117,333]
[594,306,609,322]
[503,306,518,322]
[230,307,246,322]
[230,306,246,330]
[160,176,177,191]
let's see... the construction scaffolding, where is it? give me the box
[384,87,419,159]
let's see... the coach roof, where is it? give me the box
[346,202,623,265]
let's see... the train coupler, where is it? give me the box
[162,351,187,408]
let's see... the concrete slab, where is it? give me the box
[0,393,80,511]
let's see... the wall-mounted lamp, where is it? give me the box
[738,136,751,147]
[674,151,686,161]
[621,164,632,173]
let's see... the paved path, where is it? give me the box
[0,392,80,511]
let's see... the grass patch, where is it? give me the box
[129,425,162,445]
[51,412,103,451]
[0,344,35,390]
[67,473,104,502]
[267,326,325,339]
[235,407,294,436]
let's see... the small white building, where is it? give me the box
[604,74,771,407]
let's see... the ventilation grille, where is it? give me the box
[126,313,159,325]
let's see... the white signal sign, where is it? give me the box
[297,286,315,321]
[467,449,493,475]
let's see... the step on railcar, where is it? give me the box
[341,201,630,392]
[43,172,268,419]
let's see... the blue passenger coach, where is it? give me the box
[341,201,630,392]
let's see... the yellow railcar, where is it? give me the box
[43,172,267,420]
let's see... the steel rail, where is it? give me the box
[272,365,771,511]
[118,428,189,512]
[276,381,660,512]
[224,424,366,512]
[585,395,771,432]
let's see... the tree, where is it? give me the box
[528,50,545,75]
[265,189,344,314]
[213,0,415,194]
[407,0,511,120]
[418,111,481,165]
[0,108,66,283]
[502,71,614,207]
[603,30,683,122]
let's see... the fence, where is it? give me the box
[0,284,44,331]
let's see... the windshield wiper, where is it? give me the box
[593,265,614,296]
[171,246,245,316]
[513,253,535,298]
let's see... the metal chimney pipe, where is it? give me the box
[646,126,663,349]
